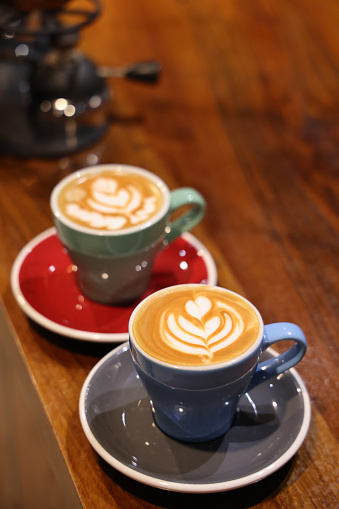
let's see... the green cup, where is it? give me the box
[50,164,206,304]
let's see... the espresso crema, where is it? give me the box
[57,170,164,231]
[132,286,261,366]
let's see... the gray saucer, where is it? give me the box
[79,343,311,493]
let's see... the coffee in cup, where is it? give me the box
[50,165,206,304]
[129,284,307,442]
[57,168,164,232]
[132,284,261,366]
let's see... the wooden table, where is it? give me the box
[0,0,338,507]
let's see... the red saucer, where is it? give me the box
[11,228,217,342]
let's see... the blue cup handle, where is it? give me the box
[247,322,307,390]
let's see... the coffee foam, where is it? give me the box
[132,286,261,366]
[57,170,163,231]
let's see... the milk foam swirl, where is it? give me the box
[161,296,245,362]
[62,175,159,231]
[132,286,261,366]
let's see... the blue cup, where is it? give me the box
[129,284,307,442]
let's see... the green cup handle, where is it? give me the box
[165,188,206,244]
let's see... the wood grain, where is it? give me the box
[0,0,338,507]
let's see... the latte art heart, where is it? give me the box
[132,286,261,367]
[163,297,244,361]
[58,170,163,231]
[185,296,212,319]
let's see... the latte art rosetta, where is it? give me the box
[132,286,261,366]
[163,296,244,361]
[58,171,163,231]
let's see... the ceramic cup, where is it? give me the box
[129,284,307,442]
[50,164,205,304]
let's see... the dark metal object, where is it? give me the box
[98,60,162,84]
[0,1,162,158]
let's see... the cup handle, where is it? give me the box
[164,188,206,244]
[247,322,307,390]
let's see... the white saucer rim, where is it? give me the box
[79,343,311,494]
[11,227,217,343]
